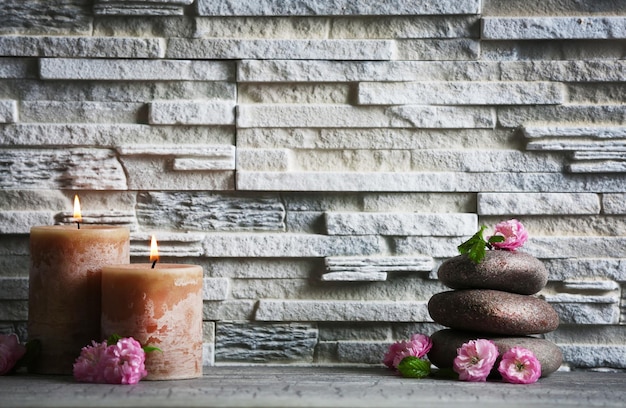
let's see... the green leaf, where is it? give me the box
[397,356,431,379]
[142,345,162,354]
[106,333,122,346]
[457,225,489,263]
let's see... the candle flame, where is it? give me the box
[150,235,159,263]
[73,195,82,222]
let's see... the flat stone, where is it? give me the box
[437,251,548,295]
[428,290,559,335]
[427,329,563,378]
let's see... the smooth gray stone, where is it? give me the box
[427,329,563,378]
[437,251,548,295]
[428,289,560,335]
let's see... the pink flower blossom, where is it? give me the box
[491,219,528,251]
[0,333,27,375]
[498,347,542,384]
[100,337,147,385]
[453,339,499,382]
[383,333,432,369]
[73,340,108,383]
[73,337,147,385]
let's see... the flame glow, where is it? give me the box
[150,235,159,263]
[73,195,82,222]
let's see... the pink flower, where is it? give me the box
[73,337,147,385]
[491,219,528,250]
[0,333,27,375]
[453,339,499,382]
[73,340,108,383]
[100,337,147,385]
[383,333,432,369]
[498,347,542,384]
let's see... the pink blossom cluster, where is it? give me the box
[454,340,541,384]
[0,333,27,375]
[73,337,148,385]
[490,219,528,251]
[383,333,432,370]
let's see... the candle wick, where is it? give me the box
[151,260,157,269]
[76,222,80,230]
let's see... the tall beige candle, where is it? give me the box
[28,225,130,374]
[101,263,203,380]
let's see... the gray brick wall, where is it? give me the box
[1,0,625,370]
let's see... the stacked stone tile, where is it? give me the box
[427,250,563,377]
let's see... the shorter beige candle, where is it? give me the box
[101,255,203,380]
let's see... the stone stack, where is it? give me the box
[427,250,563,377]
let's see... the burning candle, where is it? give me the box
[101,236,203,380]
[28,196,130,374]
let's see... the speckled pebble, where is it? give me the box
[427,328,563,378]
[428,289,560,335]
[438,251,548,295]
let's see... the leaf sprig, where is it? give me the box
[397,356,431,379]
[107,334,162,354]
[457,225,504,264]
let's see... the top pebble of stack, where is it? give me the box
[437,250,548,295]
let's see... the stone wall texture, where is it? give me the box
[1,0,625,370]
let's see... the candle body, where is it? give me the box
[28,225,130,374]
[101,264,203,380]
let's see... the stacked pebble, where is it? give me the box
[427,250,563,377]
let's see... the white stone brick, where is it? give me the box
[0,36,165,58]
[568,161,626,174]
[203,233,384,258]
[542,259,626,282]
[172,157,235,171]
[203,278,229,301]
[197,0,480,16]
[40,58,234,81]
[392,237,465,258]
[527,140,626,153]
[395,39,480,61]
[325,212,477,236]
[482,17,626,40]
[20,101,143,124]
[130,232,205,258]
[359,82,564,105]
[543,295,620,325]
[205,259,313,279]
[149,100,235,125]
[0,148,127,190]
[603,194,626,214]
[195,17,330,40]
[0,58,34,78]
[330,16,479,39]
[410,150,562,172]
[255,300,431,322]
[0,124,233,146]
[54,210,137,231]
[121,157,235,190]
[324,255,434,274]
[203,299,256,321]
[238,60,501,83]
[236,171,626,193]
[320,272,387,282]
[239,83,350,105]
[236,149,291,171]
[237,105,494,129]
[0,100,17,123]
[501,60,626,82]
[557,345,626,368]
[498,105,626,128]
[166,39,394,60]
[0,277,28,300]
[478,193,601,215]
[524,237,626,259]
[523,126,626,139]
[94,0,193,16]
[335,341,388,364]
